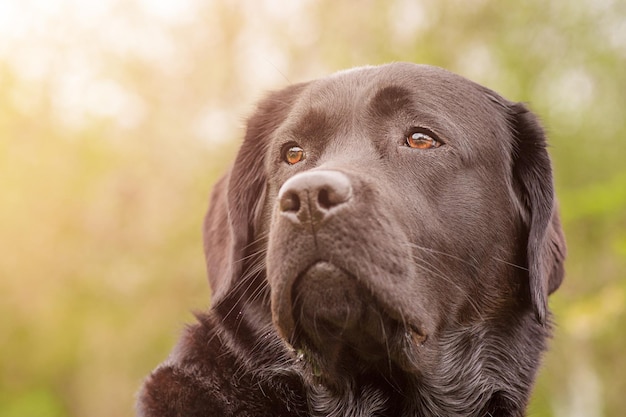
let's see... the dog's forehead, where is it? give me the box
[283,64,512,160]
[293,64,508,134]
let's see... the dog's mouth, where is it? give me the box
[278,261,427,381]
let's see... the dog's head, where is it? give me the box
[203,63,565,388]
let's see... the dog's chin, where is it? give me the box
[282,261,426,386]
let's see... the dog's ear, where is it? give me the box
[203,172,233,299]
[509,103,566,324]
[203,83,308,305]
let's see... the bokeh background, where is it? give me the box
[1,0,625,416]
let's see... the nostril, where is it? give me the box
[280,191,301,213]
[317,183,351,210]
[317,188,332,209]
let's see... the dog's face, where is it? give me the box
[204,63,565,389]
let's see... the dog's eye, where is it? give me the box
[406,131,441,150]
[283,146,306,165]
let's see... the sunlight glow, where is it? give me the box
[0,0,195,129]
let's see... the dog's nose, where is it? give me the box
[278,170,352,224]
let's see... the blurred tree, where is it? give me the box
[0,0,624,416]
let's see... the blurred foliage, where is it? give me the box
[1,0,624,416]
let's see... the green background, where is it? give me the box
[1,1,625,416]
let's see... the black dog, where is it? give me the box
[137,63,566,417]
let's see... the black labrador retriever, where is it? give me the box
[137,63,566,417]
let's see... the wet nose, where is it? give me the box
[278,170,352,224]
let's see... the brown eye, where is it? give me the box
[284,146,305,165]
[406,131,441,149]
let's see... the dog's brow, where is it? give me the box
[292,108,336,141]
[369,85,413,118]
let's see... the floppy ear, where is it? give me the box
[203,172,233,299]
[510,103,566,324]
[203,83,308,305]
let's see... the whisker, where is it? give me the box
[374,307,393,377]
[491,257,528,271]
[407,254,484,321]
[403,242,475,267]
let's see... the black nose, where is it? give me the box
[278,170,352,224]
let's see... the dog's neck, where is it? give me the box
[298,314,548,417]
[218,281,547,417]
[412,318,546,417]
